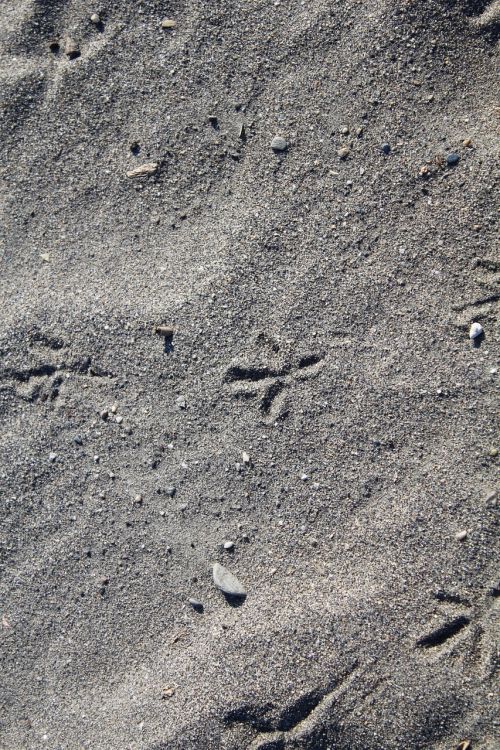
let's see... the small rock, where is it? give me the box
[48,452,57,463]
[446,152,460,166]
[242,451,251,464]
[115,415,123,424]
[74,436,83,445]
[469,322,483,340]
[271,136,288,152]
[455,530,468,541]
[166,486,176,497]
[462,138,472,148]
[489,447,498,458]
[90,13,101,24]
[341,127,349,135]
[337,146,350,159]
[40,252,51,262]
[134,494,143,505]
[212,563,246,597]
[301,473,309,481]
[100,410,109,421]
[188,598,203,612]
[223,541,234,551]
[161,18,176,29]
[381,143,391,154]
[154,325,174,338]
[126,162,158,178]
[178,503,187,511]
[176,395,186,409]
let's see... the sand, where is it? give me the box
[0,1,499,748]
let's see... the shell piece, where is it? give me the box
[469,322,483,339]
[212,563,246,597]
[126,162,158,178]
[161,18,176,28]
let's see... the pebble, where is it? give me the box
[462,138,472,148]
[242,451,251,464]
[271,136,288,152]
[301,473,309,481]
[100,410,109,421]
[455,530,468,541]
[469,322,483,340]
[115,415,123,424]
[48,452,57,463]
[188,598,203,612]
[176,395,186,409]
[212,563,246,597]
[446,152,460,166]
[166,486,176,497]
[337,146,350,159]
[154,325,174,338]
[161,18,176,28]
[90,13,100,24]
[381,143,391,154]
[223,541,235,551]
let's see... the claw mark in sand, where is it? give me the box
[225,353,324,422]
[223,663,368,749]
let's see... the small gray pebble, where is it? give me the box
[446,152,460,166]
[381,143,391,154]
[188,598,204,612]
[271,136,288,152]
[223,541,234,551]
[166,486,176,497]
[176,395,186,409]
[49,452,57,463]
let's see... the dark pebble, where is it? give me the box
[381,143,391,154]
[446,153,460,166]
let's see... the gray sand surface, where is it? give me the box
[1,1,499,748]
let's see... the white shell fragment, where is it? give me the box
[212,563,246,597]
[126,162,158,178]
[469,322,483,340]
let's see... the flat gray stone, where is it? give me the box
[212,563,246,597]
